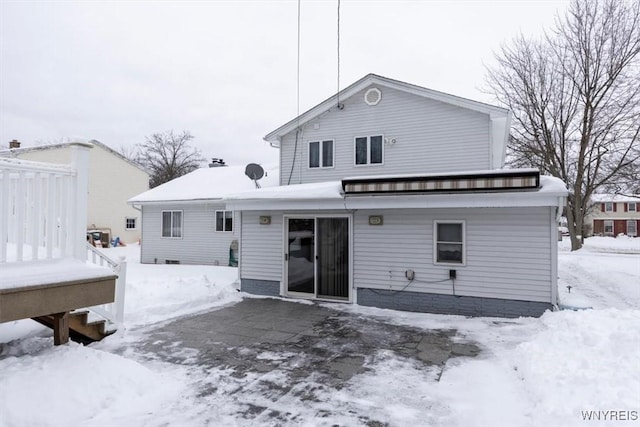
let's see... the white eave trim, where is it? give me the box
[226,190,567,212]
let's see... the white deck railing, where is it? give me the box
[0,157,77,262]
[86,243,127,325]
[0,143,126,325]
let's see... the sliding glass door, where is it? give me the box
[286,218,315,294]
[285,216,350,300]
[316,218,349,298]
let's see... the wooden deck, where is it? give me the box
[1,144,124,345]
[0,261,117,344]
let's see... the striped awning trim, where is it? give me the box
[343,171,540,195]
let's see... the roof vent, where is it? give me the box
[209,158,226,167]
[364,88,381,106]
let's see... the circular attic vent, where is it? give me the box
[364,87,382,106]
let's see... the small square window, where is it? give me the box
[434,221,465,265]
[628,203,637,212]
[604,202,614,212]
[216,211,233,232]
[125,217,137,230]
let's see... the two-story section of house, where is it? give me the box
[586,194,640,237]
[225,74,568,318]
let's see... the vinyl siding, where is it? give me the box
[240,211,284,281]
[280,85,491,185]
[141,202,237,265]
[353,207,553,303]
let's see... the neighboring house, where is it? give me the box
[1,139,149,244]
[586,194,640,237]
[224,74,568,318]
[128,164,278,266]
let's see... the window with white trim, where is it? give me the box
[216,210,233,232]
[604,220,614,234]
[434,221,465,265]
[604,202,614,212]
[628,202,637,212]
[627,220,637,236]
[125,217,137,230]
[309,140,334,168]
[162,211,182,238]
[355,135,383,165]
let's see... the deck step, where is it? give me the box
[32,311,113,344]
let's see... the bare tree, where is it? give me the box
[134,130,205,188]
[486,0,640,250]
[117,144,139,163]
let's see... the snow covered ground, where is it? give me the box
[0,237,638,426]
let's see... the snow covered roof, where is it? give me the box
[128,164,279,204]
[224,180,343,201]
[590,194,640,203]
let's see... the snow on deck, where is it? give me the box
[0,259,115,290]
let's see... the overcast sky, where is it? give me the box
[1,0,569,167]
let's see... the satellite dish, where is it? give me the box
[245,163,264,188]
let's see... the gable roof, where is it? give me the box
[0,140,149,175]
[264,73,511,169]
[128,164,279,204]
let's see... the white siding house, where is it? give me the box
[0,140,149,244]
[225,74,568,318]
[128,164,278,266]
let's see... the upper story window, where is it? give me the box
[434,220,465,265]
[216,210,233,232]
[309,140,334,168]
[604,202,614,212]
[355,135,383,166]
[125,217,137,230]
[628,202,637,212]
[162,210,182,238]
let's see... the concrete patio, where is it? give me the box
[137,297,481,424]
